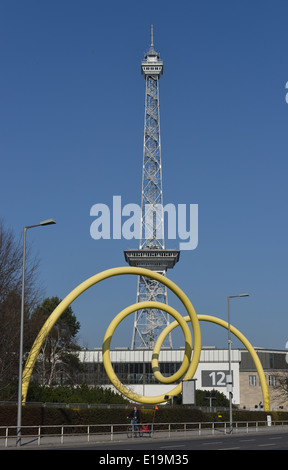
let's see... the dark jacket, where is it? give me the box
[128,409,141,422]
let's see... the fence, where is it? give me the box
[1,420,288,448]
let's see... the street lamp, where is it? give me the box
[227,293,249,434]
[16,218,56,447]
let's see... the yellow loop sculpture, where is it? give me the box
[22,267,201,404]
[102,301,194,403]
[21,266,270,411]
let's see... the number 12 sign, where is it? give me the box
[202,370,233,387]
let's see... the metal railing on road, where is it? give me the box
[1,420,288,449]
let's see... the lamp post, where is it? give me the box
[227,293,249,434]
[16,219,56,447]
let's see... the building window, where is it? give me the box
[268,375,276,387]
[249,375,257,386]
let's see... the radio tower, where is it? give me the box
[124,26,180,349]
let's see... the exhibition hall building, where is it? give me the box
[77,347,288,411]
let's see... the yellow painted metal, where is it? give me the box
[102,301,194,403]
[159,314,270,411]
[22,266,201,404]
[22,265,268,409]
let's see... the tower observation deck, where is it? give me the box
[124,26,180,350]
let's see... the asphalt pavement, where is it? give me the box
[5,428,288,451]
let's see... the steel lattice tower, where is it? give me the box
[124,26,180,350]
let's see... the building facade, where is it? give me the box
[77,347,288,410]
[239,349,288,410]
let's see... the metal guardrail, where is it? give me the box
[1,420,288,448]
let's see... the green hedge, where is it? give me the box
[1,405,287,428]
[26,383,130,404]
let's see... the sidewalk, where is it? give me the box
[3,424,288,450]
[3,431,157,450]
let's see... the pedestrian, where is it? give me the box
[127,406,141,433]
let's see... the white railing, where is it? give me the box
[1,420,288,448]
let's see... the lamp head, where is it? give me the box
[40,219,56,226]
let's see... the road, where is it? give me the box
[39,431,288,451]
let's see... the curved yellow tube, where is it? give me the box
[102,301,193,403]
[159,314,270,411]
[22,266,201,404]
[22,265,268,410]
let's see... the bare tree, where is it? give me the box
[0,220,40,309]
[0,291,21,396]
[270,372,288,408]
[0,221,40,398]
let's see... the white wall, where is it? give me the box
[79,348,241,405]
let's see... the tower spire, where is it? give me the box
[146,24,159,59]
[124,28,180,350]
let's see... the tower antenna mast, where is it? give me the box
[124,26,180,349]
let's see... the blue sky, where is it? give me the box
[1,0,287,351]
